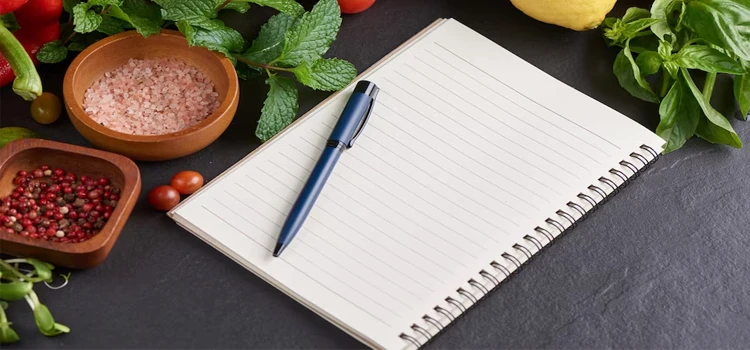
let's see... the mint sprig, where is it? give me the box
[43,0,355,143]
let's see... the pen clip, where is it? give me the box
[347,88,378,148]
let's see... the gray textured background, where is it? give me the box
[2,0,749,348]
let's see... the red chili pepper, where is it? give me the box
[0,0,29,15]
[0,0,62,99]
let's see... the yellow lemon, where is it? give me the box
[510,0,618,31]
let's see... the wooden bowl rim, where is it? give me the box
[0,138,141,254]
[62,29,239,144]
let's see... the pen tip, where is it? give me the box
[273,242,286,257]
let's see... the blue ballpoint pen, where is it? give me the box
[273,80,380,257]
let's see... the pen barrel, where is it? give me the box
[277,146,345,246]
[329,93,373,143]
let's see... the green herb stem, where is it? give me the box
[660,73,673,98]
[703,72,717,100]
[235,55,294,73]
[216,0,233,11]
[0,261,30,283]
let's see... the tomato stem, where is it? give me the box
[0,23,42,101]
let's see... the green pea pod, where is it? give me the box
[0,281,32,301]
[25,259,53,282]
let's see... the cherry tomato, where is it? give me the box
[337,0,375,14]
[148,185,181,211]
[170,170,205,195]
[30,92,61,125]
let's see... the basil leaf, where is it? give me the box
[604,18,662,46]
[734,73,750,120]
[681,68,742,147]
[658,39,679,78]
[37,41,68,64]
[240,13,297,64]
[672,45,746,74]
[293,58,357,91]
[681,0,750,61]
[657,74,701,152]
[246,0,305,17]
[650,0,676,40]
[0,14,20,32]
[636,51,663,76]
[73,3,103,33]
[622,7,652,22]
[628,35,660,53]
[256,75,298,141]
[613,41,660,103]
[276,0,342,67]
[0,282,33,301]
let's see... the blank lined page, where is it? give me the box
[169,19,665,350]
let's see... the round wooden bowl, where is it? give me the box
[62,30,239,162]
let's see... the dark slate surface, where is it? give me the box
[2,0,749,348]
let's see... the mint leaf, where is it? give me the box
[246,0,305,16]
[275,0,342,67]
[656,74,701,153]
[64,0,81,14]
[108,0,164,37]
[293,58,356,91]
[681,68,742,148]
[89,0,123,6]
[152,0,217,22]
[73,3,103,33]
[96,15,128,35]
[0,14,20,32]
[37,41,69,64]
[222,2,250,13]
[241,13,297,64]
[179,20,244,60]
[256,75,298,141]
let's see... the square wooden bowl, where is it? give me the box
[0,138,141,269]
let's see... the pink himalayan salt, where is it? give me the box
[82,57,220,136]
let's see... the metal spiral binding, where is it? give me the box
[400,144,660,349]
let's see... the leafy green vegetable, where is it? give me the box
[292,58,357,91]
[0,282,33,301]
[72,3,103,33]
[108,0,164,37]
[657,73,701,152]
[37,41,69,64]
[613,41,660,103]
[243,0,305,16]
[0,14,19,32]
[0,127,42,148]
[240,13,298,65]
[604,2,750,153]
[275,0,342,66]
[256,75,298,141]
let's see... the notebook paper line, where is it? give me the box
[295,136,492,253]
[201,202,395,327]
[400,60,604,166]
[218,191,419,312]
[388,70,595,170]
[431,41,622,151]
[281,143,490,260]
[412,51,613,162]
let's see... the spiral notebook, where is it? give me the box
[168,18,665,349]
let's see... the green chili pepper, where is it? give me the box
[0,22,42,101]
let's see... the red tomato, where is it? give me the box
[337,0,375,14]
[170,170,204,195]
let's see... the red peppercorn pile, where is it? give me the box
[0,165,120,243]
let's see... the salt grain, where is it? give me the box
[82,58,220,136]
